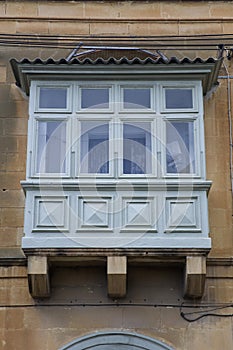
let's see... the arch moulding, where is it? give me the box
[59,331,174,350]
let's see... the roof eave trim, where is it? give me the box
[10,59,223,96]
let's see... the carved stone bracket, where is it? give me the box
[184,256,206,299]
[28,256,50,298]
[25,251,208,299]
[107,256,127,298]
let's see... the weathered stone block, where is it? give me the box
[49,21,89,35]
[6,1,38,17]
[107,256,127,298]
[28,256,50,298]
[16,21,49,34]
[38,2,84,18]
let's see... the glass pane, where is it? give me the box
[165,89,193,109]
[123,88,151,109]
[37,121,66,173]
[166,121,195,174]
[39,87,67,109]
[123,122,151,174]
[81,88,109,109]
[80,122,109,174]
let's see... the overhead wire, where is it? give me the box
[0,34,231,323]
[0,33,233,51]
[0,301,232,323]
[180,303,233,322]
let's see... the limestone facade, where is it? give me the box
[0,1,232,349]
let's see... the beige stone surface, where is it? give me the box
[16,20,49,34]
[48,21,90,35]
[0,1,232,349]
[38,2,84,19]
[129,22,179,36]
[0,266,231,349]
[6,1,38,18]
[210,2,233,18]
[179,22,223,35]
[161,1,211,19]
[90,22,129,35]
[0,20,16,34]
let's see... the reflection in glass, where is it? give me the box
[39,87,67,109]
[123,122,151,174]
[166,121,195,174]
[81,88,109,109]
[37,121,66,173]
[165,89,193,109]
[80,122,109,174]
[123,88,151,109]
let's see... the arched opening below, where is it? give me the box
[60,331,174,350]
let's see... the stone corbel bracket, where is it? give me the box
[25,251,208,299]
[107,256,127,298]
[28,256,50,298]
[184,256,206,299]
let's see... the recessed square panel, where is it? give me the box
[122,197,156,231]
[34,196,69,231]
[78,197,111,229]
[165,197,200,232]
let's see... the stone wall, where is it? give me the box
[0,1,232,349]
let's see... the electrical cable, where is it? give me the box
[0,301,232,323]
[0,32,231,323]
[0,32,233,51]
[1,32,233,39]
[180,303,233,322]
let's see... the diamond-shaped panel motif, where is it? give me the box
[165,198,200,232]
[169,201,195,227]
[126,202,151,225]
[37,200,65,227]
[83,201,108,227]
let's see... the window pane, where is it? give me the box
[166,121,195,174]
[123,88,151,109]
[39,87,67,109]
[80,122,109,174]
[81,88,109,109]
[123,122,151,174]
[165,89,193,109]
[37,121,66,173]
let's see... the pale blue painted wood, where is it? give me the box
[59,331,174,350]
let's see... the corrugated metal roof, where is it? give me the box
[73,48,160,61]
[11,55,219,66]
[10,49,223,96]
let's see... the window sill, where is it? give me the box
[21,179,212,191]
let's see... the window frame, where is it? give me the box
[119,84,155,112]
[32,115,71,178]
[33,82,73,113]
[76,83,114,113]
[161,115,201,178]
[160,82,199,113]
[28,80,204,180]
